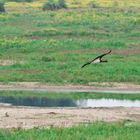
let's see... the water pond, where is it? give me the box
[0,96,140,108]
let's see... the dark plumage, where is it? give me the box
[81,50,111,68]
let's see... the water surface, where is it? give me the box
[0,96,140,108]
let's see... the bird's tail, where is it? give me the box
[81,62,90,68]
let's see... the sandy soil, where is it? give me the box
[0,82,140,94]
[0,106,140,129]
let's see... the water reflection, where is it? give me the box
[0,96,76,107]
[0,96,140,107]
[76,99,140,107]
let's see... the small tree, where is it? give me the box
[0,1,5,12]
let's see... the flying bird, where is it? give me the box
[81,50,111,68]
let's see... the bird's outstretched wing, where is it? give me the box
[81,62,91,68]
[93,50,112,60]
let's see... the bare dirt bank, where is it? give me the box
[0,106,140,129]
[0,82,140,94]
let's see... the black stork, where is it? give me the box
[81,50,111,68]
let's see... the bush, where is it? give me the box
[88,1,99,8]
[42,0,66,11]
[42,0,58,11]
[58,0,66,8]
[0,1,5,12]
[7,0,32,2]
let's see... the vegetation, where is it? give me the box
[88,1,99,8]
[58,0,66,8]
[0,91,140,100]
[0,122,140,140]
[42,0,66,11]
[0,0,140,85]
[0,1,5,12]
[0,2,139,139]
[7,0,33,2]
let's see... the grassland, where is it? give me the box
[0,90,140,100]
[0,1,140,139]
[0,121,140,140]
[0,0,140,85]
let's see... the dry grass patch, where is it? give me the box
[0,60,25,66]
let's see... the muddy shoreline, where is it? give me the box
[0,106,140,129]
[0,82,140,94]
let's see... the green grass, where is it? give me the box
[0,1,140,84]
[0,122,140,140]
[0,91,140,100]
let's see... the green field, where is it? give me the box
[0,121,140,140]
[0,1,140,139]
[0,0,140,84]
[0,90,140,100]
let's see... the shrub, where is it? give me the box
[7,0,32,2]
[42,0,58,11]
[0,1,5,12]
[88,1,99,8]
[42,0,66,11]
[58,0,66,8]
